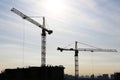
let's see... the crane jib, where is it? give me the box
[11,8,53,35]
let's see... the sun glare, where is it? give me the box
[44,0,65,15]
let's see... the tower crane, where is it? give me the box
[57,41,117,80]
[11,8,53,66]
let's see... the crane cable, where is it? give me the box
[91,51,94,76]
[12,0,25,67]
[22,19,25,67]
[63,42,74,49]
[77,41,99,49]
[61,41,99,49]
[78,41,95,76]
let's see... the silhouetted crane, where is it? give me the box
[57,41,117,80]
[11,8,53,66]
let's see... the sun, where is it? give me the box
[44,0,65,15]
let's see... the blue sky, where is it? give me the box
[0,0,120,75]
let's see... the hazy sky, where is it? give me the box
[0,0,120,76]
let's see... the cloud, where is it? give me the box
[62,0,120,36]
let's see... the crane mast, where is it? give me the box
[75,41,79,80]
[11,8,53,66]
[41,17,46,66]
[57,41,117,80]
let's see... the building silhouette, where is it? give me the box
[114,72,120,80]
[0,66,120,80]
[64,72,120,80]
[0,66,64,80]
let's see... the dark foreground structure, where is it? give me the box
[0,66,64,80]
[114,72,120,80]
[64,72,120,80]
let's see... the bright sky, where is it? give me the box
[0,0,120,76]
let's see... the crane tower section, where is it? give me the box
[41,17,46,66]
